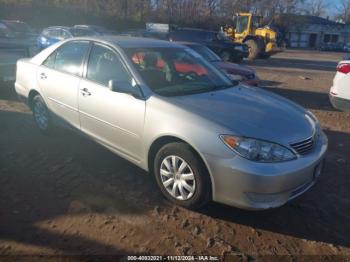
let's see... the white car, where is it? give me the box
[330,60,350,111]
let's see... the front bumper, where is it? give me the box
[204,131,328,210]
[329,93,350,112]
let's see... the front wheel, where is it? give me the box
[32,95,52,134]
[232,56,243,63]
[219,50,232,62]
[245,39,260,60]
[154,142,211,209]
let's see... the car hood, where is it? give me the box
[213,61,254,75]
[166,86,314,145]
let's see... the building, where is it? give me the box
[282,14,350,48]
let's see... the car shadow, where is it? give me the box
[0,81,17,101]
[264,87,337,112]
[0,109,165,255]
[200,128,350,248]
[1,97,349,253]
[246,57,337,72]
[259,80,283,87]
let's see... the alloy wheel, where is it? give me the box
[33,100,49,130]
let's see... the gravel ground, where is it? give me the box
[0,49,349,260]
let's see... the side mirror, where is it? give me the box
[108,80,142,98]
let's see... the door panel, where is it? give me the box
[38,67,80,128]
[78,43,145,161]
[37,41,89,129]
[78,80,145,161]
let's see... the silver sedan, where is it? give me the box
[15,36,328,210]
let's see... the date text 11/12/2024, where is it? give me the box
[127,255,220,261]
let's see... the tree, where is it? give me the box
[336,0,350,23]
[304,0,328,17]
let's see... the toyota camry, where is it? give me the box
[15,36,328,210]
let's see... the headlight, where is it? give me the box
[220,135,296,162]
[227,73,243,81]
[40,36,47,43]
[234,45,243,51]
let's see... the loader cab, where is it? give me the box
[233,13,262,40]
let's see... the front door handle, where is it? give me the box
[80,88,91,96]
[40,73,47,80]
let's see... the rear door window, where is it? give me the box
[43,41,89,76]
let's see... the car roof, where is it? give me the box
[45,26,71,30]
[74,35,185,49]
[174,28,217,34]
[1,20,22,23]
[74,25,105,28]
[176,41,203,47]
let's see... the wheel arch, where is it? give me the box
[28,89,41,110]
[147,135,215,198]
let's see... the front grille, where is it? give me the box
[290,136,314,155]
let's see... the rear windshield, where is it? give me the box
[70,28,96,37]
[0,23,15,37]
[190,45,221,62]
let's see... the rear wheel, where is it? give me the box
[219,50,232,62]
[32,95,52,134]
[245,39,260,60]
[154,142,211,209]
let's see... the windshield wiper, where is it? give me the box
[209,84,237,91]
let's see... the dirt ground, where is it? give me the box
[0,49,350,260]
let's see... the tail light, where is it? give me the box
[337,63,350,74]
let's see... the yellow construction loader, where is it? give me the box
[223,13,284,60]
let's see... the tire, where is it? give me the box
[31,94,52,134]
[245,39,260,60]
[219,50,232,62]
[154,142,211,209]
[232,56,243,63]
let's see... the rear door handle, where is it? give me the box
[40,73,47,80]
[80,88,91,96]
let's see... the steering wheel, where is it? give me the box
[182,71,198,81]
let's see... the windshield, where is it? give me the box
[0,24,15,37]
[5,21,31,33]
[190,45,221,62]
[125,47,234,97]
[236,16,248,34]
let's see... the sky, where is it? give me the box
[326,0,342,17]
